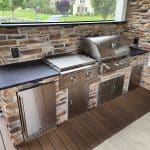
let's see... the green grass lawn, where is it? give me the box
[60,15,114,22]
[0,9,50,21]
[0,9,114,22]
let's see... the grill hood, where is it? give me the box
[81,35,130,62]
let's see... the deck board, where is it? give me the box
[0,131,5,150]
[28,140,42,150]
[47,131,67,150]
[17,143,29,150]
[38,135,55,150]
[0,87,150,150]
[61,123,90,150]
[55,128,79,150]
[71,118,97,147]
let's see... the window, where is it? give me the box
[85,7,87,12]
[80,0,85,3]
[77,7,80,12]
[0,0,128,24]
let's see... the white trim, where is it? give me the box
[115,0,128,21]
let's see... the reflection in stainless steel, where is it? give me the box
[45,54,96,71]
[46,54,99,119]
[81,35,130,62]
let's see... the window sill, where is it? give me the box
[0,21,126,28]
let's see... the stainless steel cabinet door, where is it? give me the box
[18,83,56,140]
[129,65,143,91]
[68,83,88,118]
[98,79,114,105]
[114,75,124,98]
[98,75,124,105]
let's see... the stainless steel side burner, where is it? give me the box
[45,54,96,72]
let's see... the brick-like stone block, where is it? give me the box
[8,34,26,40]
[0,40,16,46]
[124,0,149,48]
[20,48,42,56]
[0,35,7,40]
[0,23,126,65]
[5,113,20,123]
[0,28,18,34]
[4,101,18,110]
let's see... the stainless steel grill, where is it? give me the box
[81,35,130,62]
[81,35,130,74]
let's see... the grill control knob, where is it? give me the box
[86,72,91,76]
[112,42,117,49]
[70,76,76,81]
[114,63,119,67]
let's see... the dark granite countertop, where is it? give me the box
[0,61,60,90]
[130,46,149,57]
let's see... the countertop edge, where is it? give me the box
[0,73,60,91]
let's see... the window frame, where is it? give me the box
[80,0,85,3]
[0,0,128,26]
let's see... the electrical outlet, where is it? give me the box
[11,48,19,58]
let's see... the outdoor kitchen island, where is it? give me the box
[0,38,149,148]
[0,0,150,148]
[0,87,150,150]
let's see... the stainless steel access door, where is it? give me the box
[129,65,143,91]
[18,83,56,141]
[68,82,89,119]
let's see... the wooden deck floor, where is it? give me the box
[1,87,150,150]
[0,130,5,150]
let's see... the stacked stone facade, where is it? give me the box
[130,53,150,90]
[140,66,150,90]
[140,53,150,90]
[123,0,150,49]
[0,24,126,65]
[0,0,149,65]
[0,0,150,146]
[0,87,24,145]
[0,76,59,145]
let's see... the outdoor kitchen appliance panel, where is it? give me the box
[45,54,96,72]
[81,35,130,62]
[18,82,56,141]
[80,35,130,105]
[45,54,99,118]
[81,35,130,74]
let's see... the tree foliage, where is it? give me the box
[0,0,25,14]
[0,0,52,14]
[56,0,70,15]
[0,0,10,11]
[26,0,52,14]
[91,0,116,19]
[9,0,25,12]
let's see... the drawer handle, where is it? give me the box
[69,100,73,106]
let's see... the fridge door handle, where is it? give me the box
[18,96,28,135]
[69,100,73,106]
